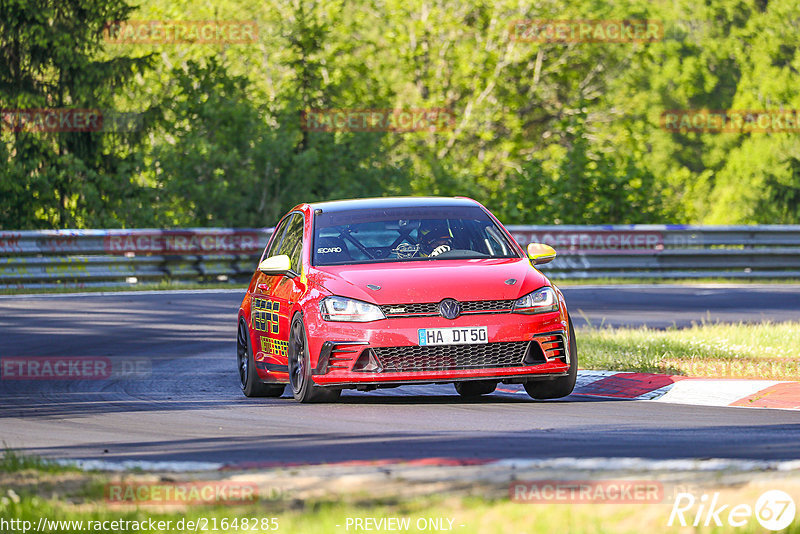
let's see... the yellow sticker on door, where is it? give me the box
[252,298,280,334]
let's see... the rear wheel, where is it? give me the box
[237,319,285,398]
[454,380,497,397]
[524,316,578,400]
[288,315,341,403]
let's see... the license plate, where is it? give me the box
[417,326,488,346]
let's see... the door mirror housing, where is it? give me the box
[526,243,557,265]
[258,254,296,277]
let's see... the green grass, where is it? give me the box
[578,321,800,379]
[4,486,798,534]
[0,449,80,474]
[3,451,800,533]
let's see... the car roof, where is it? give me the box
[306,196,480,213]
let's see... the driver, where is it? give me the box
[418,219,453,257]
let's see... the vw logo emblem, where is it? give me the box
[439,298,461,320]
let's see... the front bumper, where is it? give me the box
[305,309,571,387]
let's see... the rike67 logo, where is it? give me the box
[669,490,796,531]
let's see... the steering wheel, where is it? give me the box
[392,242,420,258]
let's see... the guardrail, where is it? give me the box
[0,228,269,289]
[508,225,800,279]
[1,225,799,288]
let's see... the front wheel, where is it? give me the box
[237,319,286,398]
[524,316,578,400]
[288,315,341,403]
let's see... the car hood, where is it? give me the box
[311,258,549,304]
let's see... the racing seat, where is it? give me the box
[315,236,351,263]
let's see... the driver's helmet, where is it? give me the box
[418,219,452,254]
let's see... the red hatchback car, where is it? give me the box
[237,197,577,402]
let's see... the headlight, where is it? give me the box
[320,296,386,322]
[513,287,559,314]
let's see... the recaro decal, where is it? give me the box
[317,247,342,254]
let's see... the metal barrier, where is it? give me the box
[1,225,799,288]
[507,225,800,279]
[0,228,271,289]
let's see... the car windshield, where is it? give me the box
[312,205,519,265]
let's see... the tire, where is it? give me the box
[288,314,341,403]
[237,319,286,398]
[454,380,497,397]
[524,316,578,400]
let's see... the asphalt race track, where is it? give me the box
[565,284,800,328]
[1,285,800,466]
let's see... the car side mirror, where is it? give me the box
[527,243,557,265]
[258,254,296,277]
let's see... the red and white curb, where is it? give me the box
[500,370,800,410]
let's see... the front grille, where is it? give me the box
[380,302,439,316]
[380,299,515,317]
[461,299,514,313]
[373,341,529,372]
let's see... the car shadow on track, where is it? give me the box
[0,386,624,420]
[337,394,530,404]
[334,392,618,404]
[19,423,800,465]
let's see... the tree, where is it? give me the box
[0,0,154,229]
